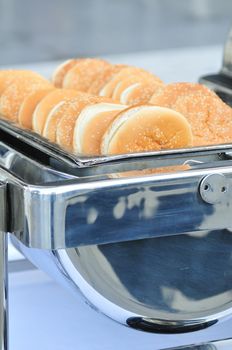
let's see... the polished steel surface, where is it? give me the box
[222,27,232,77]
[0,183,8,350]
[4,132,232,330]
[54,228,232,329]
[3,161,232,249]
[13,225,232,332]
[2,87,232,332]
[199,27,232,104]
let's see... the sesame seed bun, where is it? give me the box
[101,105,193,155]
[173,92,232,146]
[56,95,110,152]
[0,70,39,95]
[149,82,214,106]
[88,64,126,95]
[18,88,55,129]
[32,89,83,134]
[0,72,52,121]
[63,58,111,92]
[52,59,80,87]
[73,102,126,155]
[112,75,163,101]
[99,67,162,98]
[43,93,96,143]
[149,82,232,146]
[119,81,164,105]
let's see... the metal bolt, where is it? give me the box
[199,173,229,204]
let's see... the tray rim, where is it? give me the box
[1,117,232,169]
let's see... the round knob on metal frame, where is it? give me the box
[199,173,229,204]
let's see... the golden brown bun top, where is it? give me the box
[52,58,81,87]
[101,104,193,155]
[150,82,217,105]
[150,82,232,146]
[63,58,111,92]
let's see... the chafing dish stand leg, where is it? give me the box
[0,182,8,350]
[0,233,8,350]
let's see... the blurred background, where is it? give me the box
[0,0,231,65]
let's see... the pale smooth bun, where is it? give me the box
[18,88,54,129]
[101,105,193,154]
[56,95,110,152]
[0,72,52,121]
[63,58,111,92]
[73,102,126,155]
[32,89,82,134]
[52,59,80,87]
[149,82,232,146]
[99,66,162,98]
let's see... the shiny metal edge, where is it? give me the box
[1,162,232,249]
[1,118,232,171]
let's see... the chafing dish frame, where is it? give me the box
[2,28,232,350]
[1,133,232,349]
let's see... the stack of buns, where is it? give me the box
[53,58,164,105]
[0,58,231,159]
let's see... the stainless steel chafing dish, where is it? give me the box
[2,29,232,350]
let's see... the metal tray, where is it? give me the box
[1,118,232,177]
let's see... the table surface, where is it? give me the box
[6,45,232,350]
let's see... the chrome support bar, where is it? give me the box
[0,234,8,350]
[2,163,232,249]
[199,28,232,103]
[0,183,8,350]
[222,27,232,77]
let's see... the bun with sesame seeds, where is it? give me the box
[0,70,45,96]
[18,88,55,129]
[32,89,83,134]
[0,71,53,121]
[101,105,193,155]
[119,81,164,105]
[52,58,81,88]
[150,82,232,146]
[99,66,162,99]
[63,58,111,92]
[55,95,111,152]
[42,93,101,143]
[73,102,126,155]
[112,75,163,102]
[88,64,127,95]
